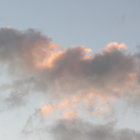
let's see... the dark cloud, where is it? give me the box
[0,27,53,75]
[47,45,138,96]
[51,119,140,140]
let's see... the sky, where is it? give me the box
[0,0,140,140]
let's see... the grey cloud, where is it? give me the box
[51,119,140,140]
[0,28,140,140]
[0,27,139,108]
[0,78,35,110]
[22,109,44,135]
[0,28,52,106]
[46,46,138,96]
[0,27,52,75]
[0,28,138,95]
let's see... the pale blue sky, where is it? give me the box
[0,0,140,52]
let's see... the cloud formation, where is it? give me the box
[51,119,140,140]
[0,27,139,115]
[1,27,140,140]
[0,27,58,76]
[46,43,138,96]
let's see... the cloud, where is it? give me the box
[1,27,139,139]
[0,27,139,112]
[51,119,140,140]
[0,27,58,76]
[41,105,55,115]
[46,43,137,97]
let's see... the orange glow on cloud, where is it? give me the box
[58,98,70,108]
[127,73,138,87]
[105,42,127,51]
[82,92,110,106]
[41,105,55,115]
[64,110,78,120]
[34,46,92,69]
[40,92,116,119]
[46,50,65,68]
[35,50,65,69]
[29,41,62,69]
[48,43,60,49]
[79,46,92,53]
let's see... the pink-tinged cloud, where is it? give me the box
[0,27,139,111]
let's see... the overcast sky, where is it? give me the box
[0,0,140,140]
